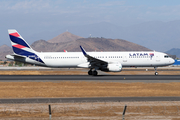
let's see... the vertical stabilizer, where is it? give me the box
[8,29,35,56]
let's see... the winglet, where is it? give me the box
[80,46,87,56]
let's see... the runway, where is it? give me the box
[0,75,180,83]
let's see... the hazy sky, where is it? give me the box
[1,0,180,47]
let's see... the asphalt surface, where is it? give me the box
[0,75,180,83]
[1,97,180,104]
[0,75,180,80]
[1,75,180,103]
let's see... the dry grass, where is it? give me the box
[0,81,180,98]
[0,69,179,119]
[0,102,180,119]
[0,70,87,75]
[0,68,180,75]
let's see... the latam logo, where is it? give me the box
[149,53,154,59]
[129,53,155,59]
[129,53,149,57]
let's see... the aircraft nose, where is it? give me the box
[171,58,175,64]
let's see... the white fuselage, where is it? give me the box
[27,51,174,68]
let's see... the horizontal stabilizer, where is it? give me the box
[11,54,26,58]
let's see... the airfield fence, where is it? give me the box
[0,100,180,120]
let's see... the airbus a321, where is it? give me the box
[6,29,175,76]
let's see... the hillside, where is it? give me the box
[2,21,180,52]
[31,37,150,52]
[41,21,180,52]
[48,31,83,43]
[0,45,13,60]
[31,40,58,52]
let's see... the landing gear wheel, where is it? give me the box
[155,72,158,76]
[92,71,98,76]
[154,67,158,76]
[88,70,92,75]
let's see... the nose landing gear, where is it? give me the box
[154,67,158,75]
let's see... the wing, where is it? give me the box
[80,46,108,68]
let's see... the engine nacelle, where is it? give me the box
[108,63,122,72]
[100,62,122,72]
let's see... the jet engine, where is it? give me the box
[101,62,122,72]
[107,62,122,72]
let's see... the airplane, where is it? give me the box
[6,29,175,76]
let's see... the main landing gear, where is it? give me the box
[88,69,98,76]
[154,67,158,76]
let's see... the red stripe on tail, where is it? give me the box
[9,32,20,37]
[13,44,26,49]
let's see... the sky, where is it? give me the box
[1,0,180,47]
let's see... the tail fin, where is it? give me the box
[8,29,35,56]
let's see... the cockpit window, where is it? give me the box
[164,55,169,58]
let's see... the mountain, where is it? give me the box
[165,48,180,58]
[31,40,57,52]
[0,45,13,60]
[2,20,180,52]
[42,21,180,51]
[31,37,150,52]
[48,31,83,43]
[0,45,12,52]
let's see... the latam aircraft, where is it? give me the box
[6,29,175,76]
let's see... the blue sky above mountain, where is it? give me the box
[1,0,180,51]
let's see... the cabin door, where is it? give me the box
[123,56,127,62]
[156,56,160,62]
